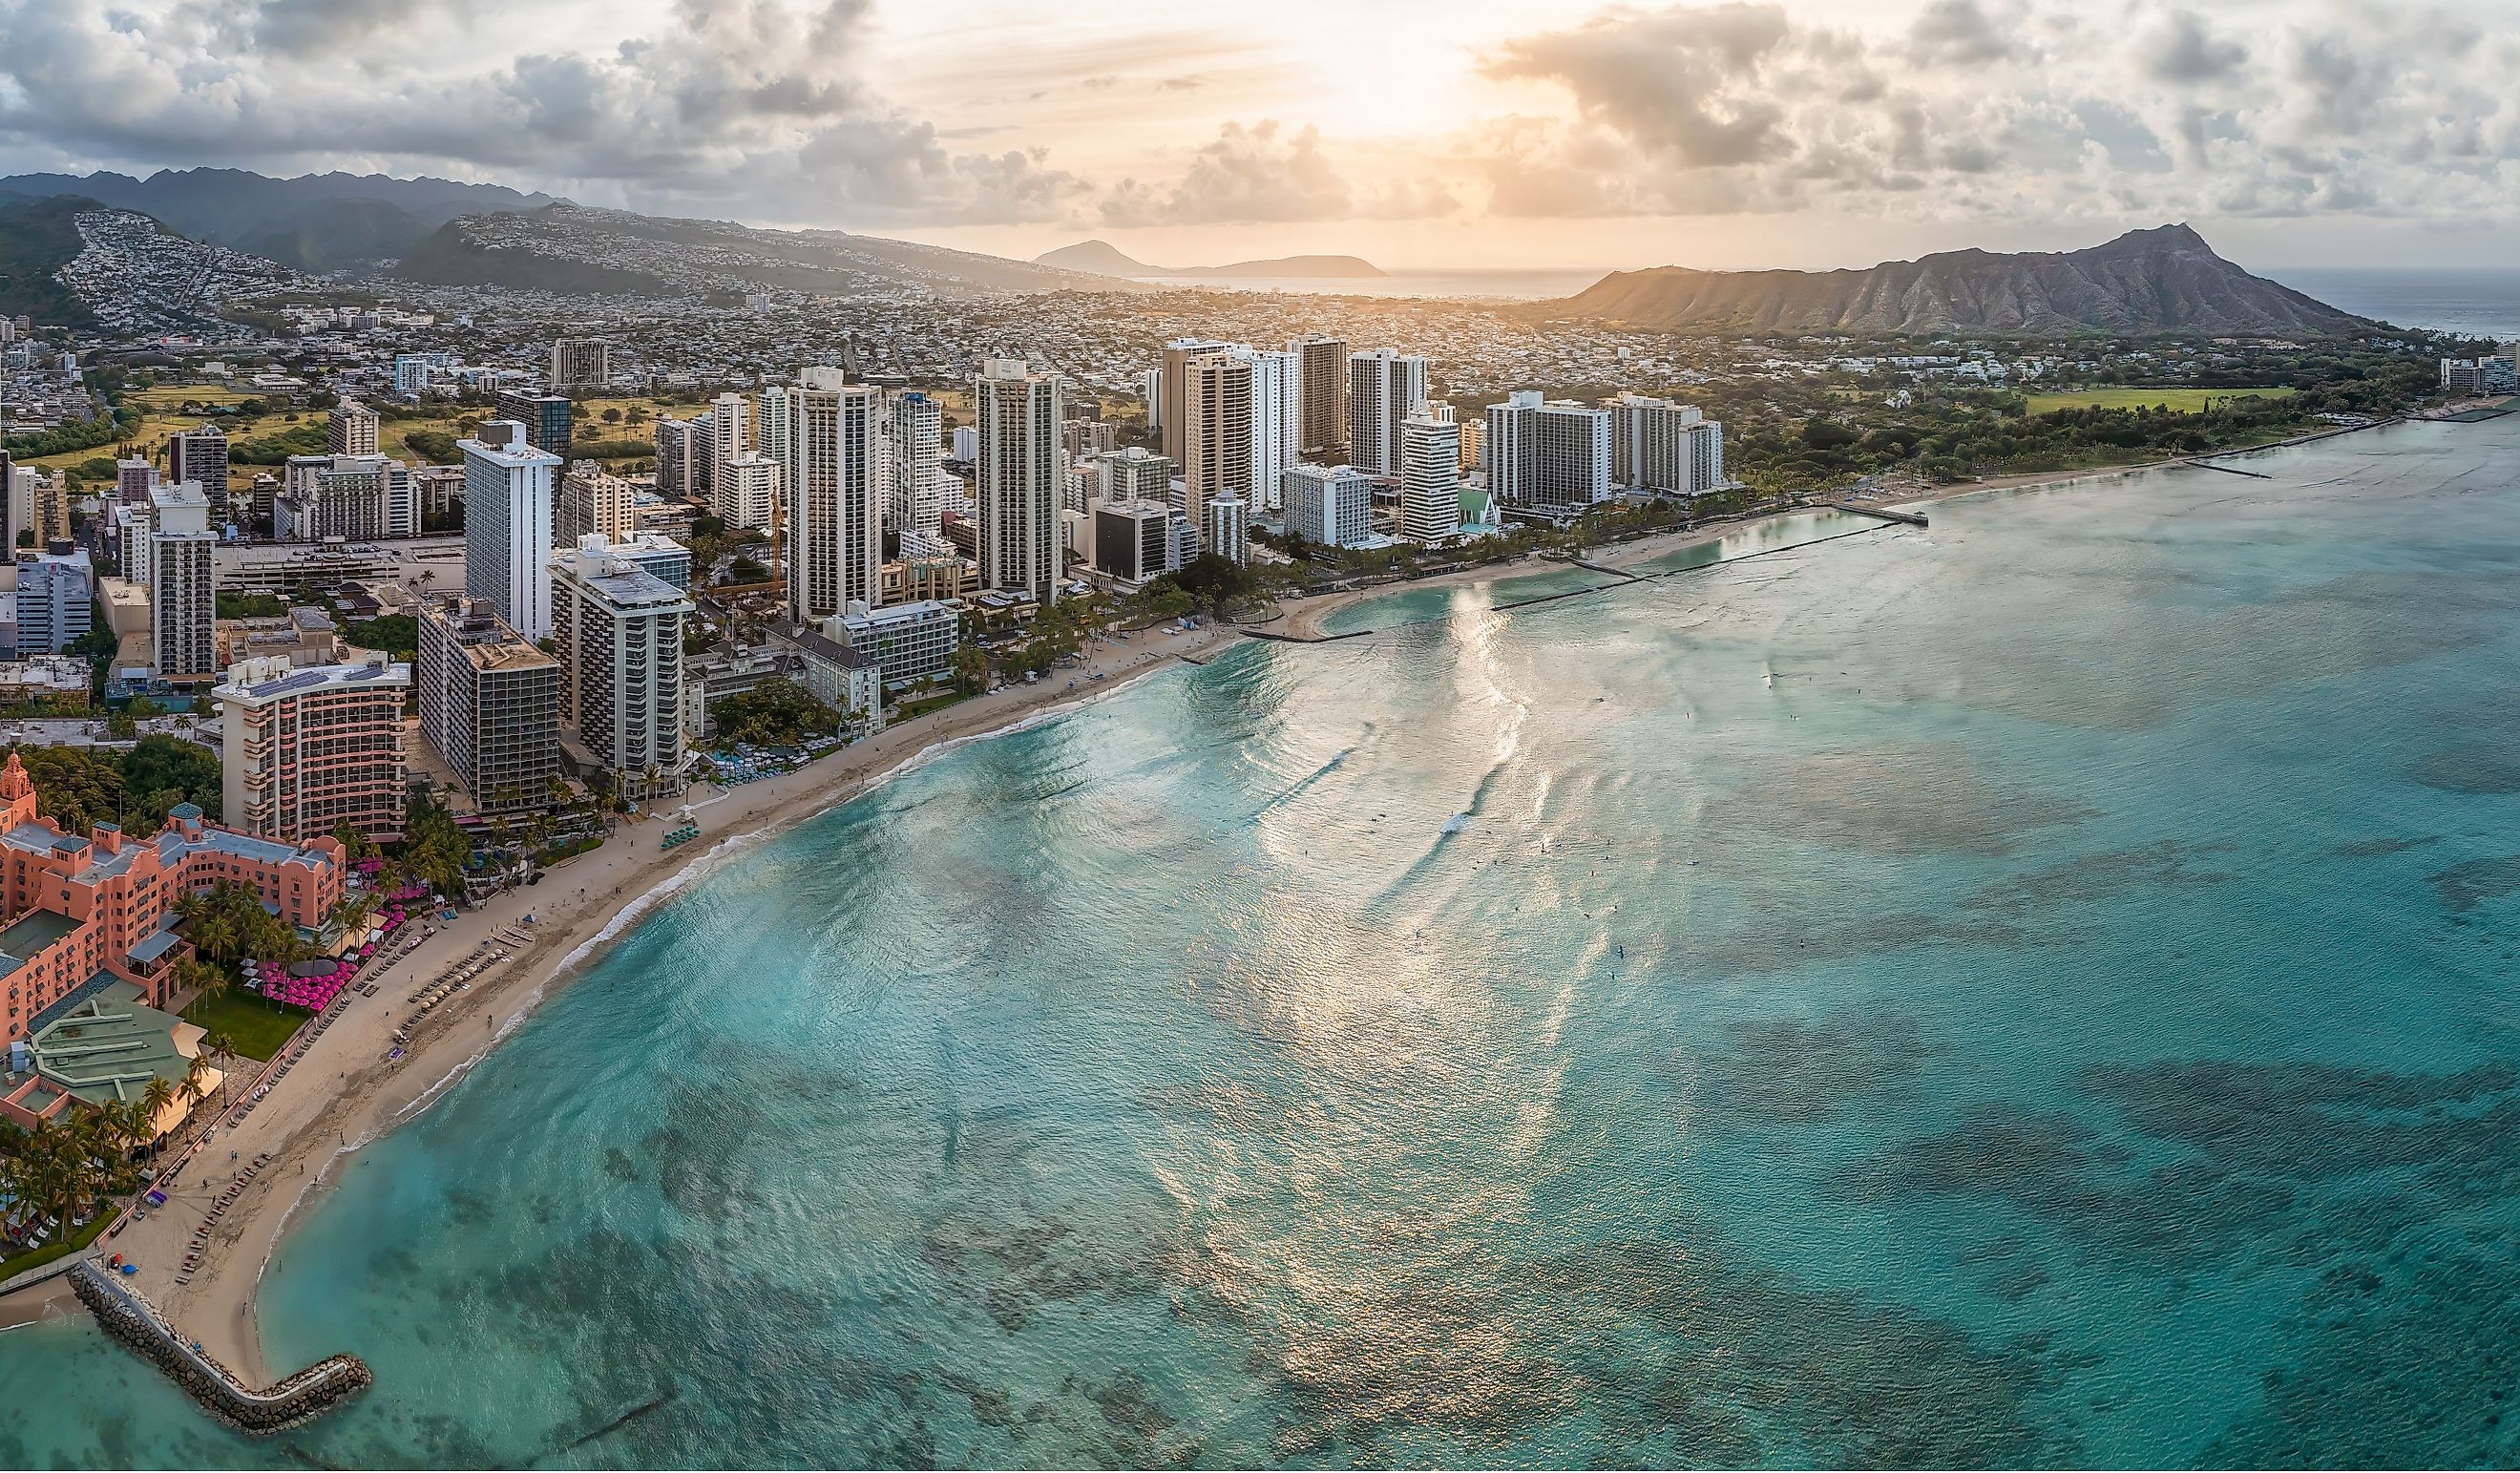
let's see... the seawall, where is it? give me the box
[70,1260,370,1433]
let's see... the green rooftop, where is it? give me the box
[28,981,206,1117]
[0,910,82,975]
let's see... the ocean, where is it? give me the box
[2265,266,2520,340]
[5,418,2520,1466]
[1140,269,1605,301]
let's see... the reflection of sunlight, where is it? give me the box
[1451,585,1530,776]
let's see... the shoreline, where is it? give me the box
[16,616,1234,1386]
[1262,418,2400,640]
[7,409,2409,1393]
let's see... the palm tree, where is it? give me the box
[173,956,228,1009]
[139,1077,176,1137]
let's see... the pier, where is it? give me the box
[1826,502,1931,526]
[2179,458,2274,479]
[70,1260,371,1432]
[1250,522,1897,643]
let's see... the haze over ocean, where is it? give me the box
[4,418,2518,1467]
[2269,268,2520,340]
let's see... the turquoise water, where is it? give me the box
[7,419,2520,1466]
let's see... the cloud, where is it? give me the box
[0,0,1081,225]
[1473,0,2520,227]
[1099,120,1457,227]
[1486,4,1793,168]
[3,0,2518,242]
[2139,11,2247,84]
[1902,0,2024,65]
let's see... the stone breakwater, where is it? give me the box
[69,1260,370,1432]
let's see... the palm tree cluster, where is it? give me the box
[175,881,305,967]
[0,1090,169,1253]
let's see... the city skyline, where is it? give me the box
[4,0,2516,271]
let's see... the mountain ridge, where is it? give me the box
[1545,224,2373,336]
[394,203,1144,300]
[0,167,557,272]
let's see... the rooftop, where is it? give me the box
[214,656,412,704]
[426,601,559,673]
[0,909,81,976]
[458,434,562,471]
[28,978,220,1120]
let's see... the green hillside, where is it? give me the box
[393,218,667,297]
[0,195,97,327]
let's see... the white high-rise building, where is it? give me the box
[460,421,562,641]
[1399,417,1461,543]
[715,453,782,541]
[756,385,794,476]
[1689,418,1725,492]
[148,482,216,680]
[708,391,767,530]
[785,368,883,626]
[1238,347,1297,512]
[1487,391,1612,510]
[1203,495,1250,566]
[1347,348,1429,476]
[552,536,692,796]
[1605,394,1725,496]
[887,390,944,537]
[653,417,702,500]
[973,359,1064,605]
[1283,463,1373,549]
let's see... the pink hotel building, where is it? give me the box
[0,753,346,1042]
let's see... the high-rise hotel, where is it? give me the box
[783,368,883,627]
[1348,348,1430,476]
[460,421,562,642]
[973,360,1065,605]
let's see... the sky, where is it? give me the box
[3,0,2518,272]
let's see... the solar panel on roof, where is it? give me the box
[251,669,331,697]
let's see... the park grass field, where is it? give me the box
[181,988,305,1062]
[20,382,265,473]
[2025,386,2296,415]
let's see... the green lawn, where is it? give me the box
[0,1210,108,1282]
[892,690,974,722]
[2025,387,2297,415]
[181,989,305,1062]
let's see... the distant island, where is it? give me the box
[1035,239,1385,281]
[1544,224,2373,337]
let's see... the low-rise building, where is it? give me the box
[0,753,344,1042]
[1092,499,1189,588]
[12,543,92,655]
[818,598,962,692]
[0,656,91,707]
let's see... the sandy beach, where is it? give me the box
[26,615,1233,1385]
[1260,436,2370,642]
[3,419,2391,1386]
